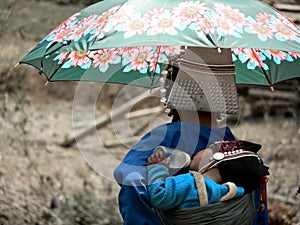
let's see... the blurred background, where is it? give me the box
[0,0,299,224]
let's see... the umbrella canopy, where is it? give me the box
[19,0,300,88]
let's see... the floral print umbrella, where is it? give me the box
[19,0,300,88]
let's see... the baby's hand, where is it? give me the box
[148,151,170,165]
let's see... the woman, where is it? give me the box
[113,110,237,224]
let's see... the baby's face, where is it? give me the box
[189,148,213,171]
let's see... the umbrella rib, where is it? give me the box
[250,49,274,92]
[40,41,71,73]
[149,46,163,91]
[261,67,275,92]
[44,52,71,86]
[39,41,72,86]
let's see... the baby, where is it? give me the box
[147,140,269,210]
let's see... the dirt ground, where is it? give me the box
[0,0,299,224]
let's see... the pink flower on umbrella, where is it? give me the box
[231,48,243,56]
[55,52,71,64]
[274,12,299,30]
[122,15,150,38]
[265,50,292,64]
[68,50,93,69]
[67,14,98,41]
[288,51,300,59]
[159,46,182,59]
[90,7,120,39]
[172,1,209,24]
[46,13,80,43]
[107,4,135,29]
[232,48,267,69]
[89,18,106,40]
[91,48,121,72]
[245,49,268,69]
[256,12,273,24]
[271,19,299,41]
[50,27,73,43]
[195,17,215,34]
[268,50,288,59]
[213,14,238,36]
[68,50,92,68]
[125,47,154,73]
[213,3,247,26]
[49,12,80,36]
[148,10,181,35]
[54,50,92,69]
[148,61,158,72]
[147,49,160,72]
[144,8,167,20]
[117,47,136,59]
[245,21,273,41]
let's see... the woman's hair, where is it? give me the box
[170,109,180,122]
[218,157,269,193]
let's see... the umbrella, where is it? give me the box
[18,0,300,89]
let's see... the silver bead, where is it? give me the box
[160,88,167,94]
[160,97,167,103]
[161,70,168,78]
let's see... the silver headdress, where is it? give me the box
[160,47,239,115]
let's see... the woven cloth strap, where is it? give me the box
[155,192,256,225]
[190,171,208,205]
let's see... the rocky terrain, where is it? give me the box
[0,0,299,224]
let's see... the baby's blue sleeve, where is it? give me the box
[204,178,244,204]
[147,164,198,210]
